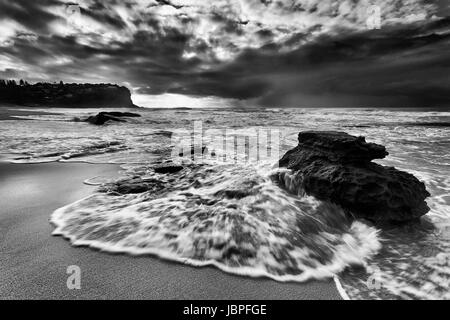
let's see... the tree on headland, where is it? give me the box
[0,79,135,108]
[0,79,30,87]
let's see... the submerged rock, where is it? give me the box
[99,111,141,118]
[85,111,141,125]
[153,164,184,174]
[101,177,165,194]
[276,131,430,223]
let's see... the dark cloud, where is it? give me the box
[79,7,127,30]
[0,67,22,78]
[0,0,61,33]
[0,0,448,108]
[213,18,450,107]
[141,17,448,107]
[154,0,185,10]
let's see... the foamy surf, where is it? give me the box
[50,163,382,284]
[2,107,446,299]
[338,214,450,300]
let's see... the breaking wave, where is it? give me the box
[51,163,381,282]
[2,107,448,298]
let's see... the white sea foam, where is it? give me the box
[51,164,382,282]
[1,107,448,298]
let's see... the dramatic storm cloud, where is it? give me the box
[0,0,449,107]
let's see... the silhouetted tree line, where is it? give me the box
[0,79,135,108]
[0,79,31,86]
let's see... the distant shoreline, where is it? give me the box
[0,80,138,109]
[0,104,142,121]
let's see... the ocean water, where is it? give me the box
[0,106,449,299]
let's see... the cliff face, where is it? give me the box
[0,81,136,108]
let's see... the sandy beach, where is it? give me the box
[0,162,341,300]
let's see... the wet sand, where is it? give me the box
[0,162,342,300]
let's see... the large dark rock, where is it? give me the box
[153,164,184,174]
[85,111,141,125]
[275,131,430,223]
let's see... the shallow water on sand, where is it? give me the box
[0,107,449,299]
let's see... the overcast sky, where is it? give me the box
[0,0,449,107]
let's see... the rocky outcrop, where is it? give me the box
[100,164,184,194]
[275,131,430,223]
[153,164,184,174]
[102,177,165,194]
[85,111,141,125]
[0,80,137,108]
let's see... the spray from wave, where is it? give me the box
[51,162,381,282]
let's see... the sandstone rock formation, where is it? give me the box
[275,131,430,223]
